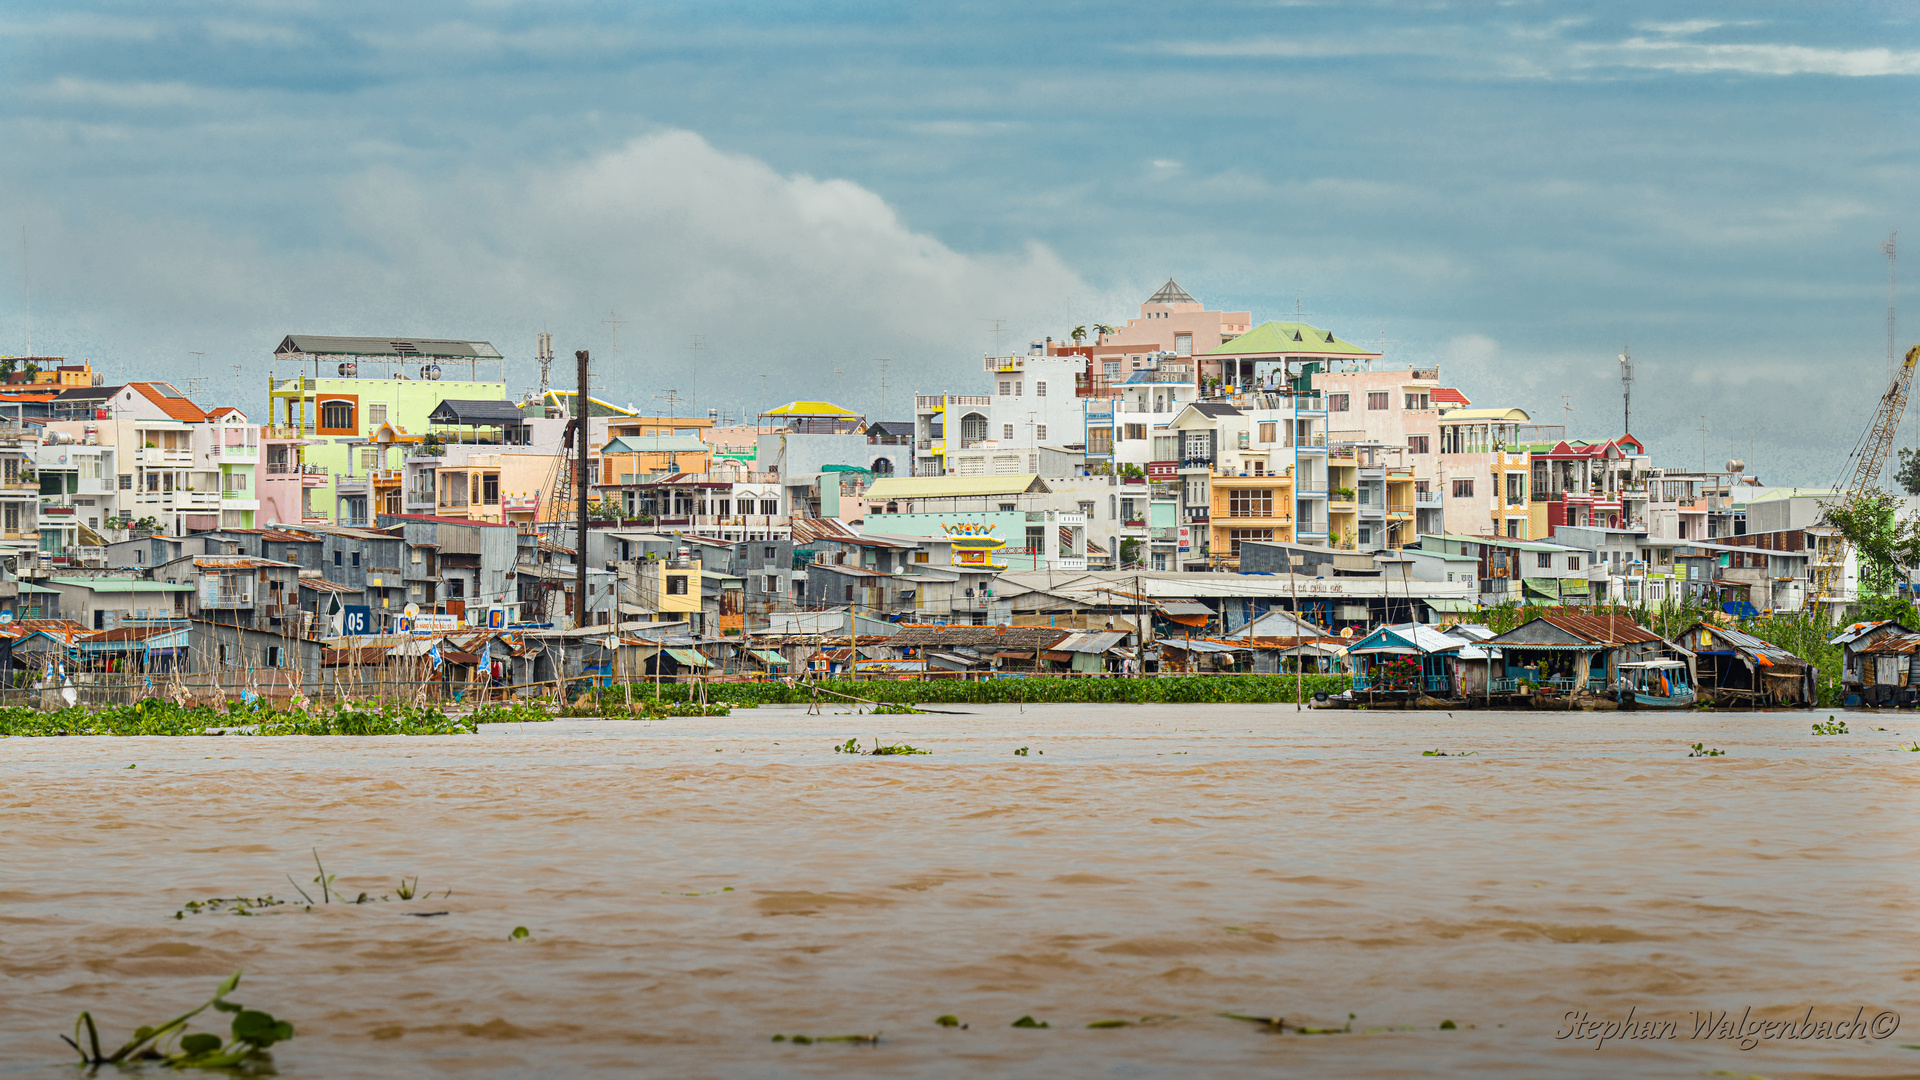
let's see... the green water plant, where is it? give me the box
[771,1032,879,1044]
[64,971,293,1069]
[1812,717,1849,735]
[1688,743,1725,758]
[935,1015,965,1028]
[832,738,929,756]
[173,896,285,920]
[1010,1015,1050,1028]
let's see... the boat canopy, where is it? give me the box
[1618,659,1688,669]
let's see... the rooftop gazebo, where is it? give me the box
[428,399,532,446]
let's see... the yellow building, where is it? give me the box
[1209,473,1295,565]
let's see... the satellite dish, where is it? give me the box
[404,603,421,619]
[0,611,13,626]
[421,364,442,381]
[337,361,358,377]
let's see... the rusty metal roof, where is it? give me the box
[1538,614,1662,644]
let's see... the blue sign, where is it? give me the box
[342,605,372,636]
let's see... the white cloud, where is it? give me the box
[1585,39,1920,77]
[5,129,1097,414]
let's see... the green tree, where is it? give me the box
[1070,325,1087,343]
[1896,448,1920,496]
[1119,537,1143,568]
[1821,487,1920,600]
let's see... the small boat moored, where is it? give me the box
[1617,659,1696,708]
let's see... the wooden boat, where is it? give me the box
[1616,659,1696,708]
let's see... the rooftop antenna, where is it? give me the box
[1618,347,1634,435]
[655,388,682,423]
[1698,414,1710,473]
[1561,393,1573,435]
[603,309,627,379]
[986,318,1009,356]
[831,362,845,406]
[876,358,891,422]
[182,352,210,400]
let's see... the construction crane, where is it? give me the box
[1813,343,1920,610]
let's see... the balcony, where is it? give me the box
[210,444,260,463]
[1415,490,1443,506]
[1183,508,1209,523]
[502,494,539,512]
[134,447,194,466]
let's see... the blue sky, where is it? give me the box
[2,1,1916,482]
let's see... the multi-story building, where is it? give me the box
[1434,407,1533,538]
[1072,280,1253,391]
[267,334,509,524]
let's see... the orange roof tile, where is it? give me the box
[127,382,208,423]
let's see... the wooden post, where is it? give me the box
[574,349,590,631]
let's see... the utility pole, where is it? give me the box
[536,332,554,407]
[686,336,704,418]
[1290,552,1302,711]
[1698,414,1710,473]
[575,349,591,631]
[877,358,891,422]
[1618,348,1634,435]
[19,227,28,362]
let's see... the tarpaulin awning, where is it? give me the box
[1523,579,1561,600]
[1157,601,1213,627]
[664,648,711,668]
[750,649,790,666]
[1723,600,1760,618]
[1559,577,1590,595]
[1425,598,1479,613]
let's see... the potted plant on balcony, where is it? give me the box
[1333,486,1355,501]
[1119,463,1146,483]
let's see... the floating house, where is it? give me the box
[1345,623,1468,694]
[1672,622,1816,706]
[1483,615,1682,695]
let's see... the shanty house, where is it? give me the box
[1829,620,1917,697]
[1345,623,1467,694]
[1483,614,1682,694]
[1673,622,1817,706]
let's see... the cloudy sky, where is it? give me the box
[1,1,1915,483]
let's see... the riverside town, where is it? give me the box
[0,284,1910,711]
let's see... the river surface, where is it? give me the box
[4,704,1918,1078]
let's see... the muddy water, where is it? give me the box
[3,705,1918,1078]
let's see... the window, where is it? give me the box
[1228,488,1274,518]
[1227,528,1273,555]
[482,474,500,505]
[1036,381,1047,397]
[266,646,284,668]
[1259,422,1276,443]
[359,448,381,470]
[1366,392,1390,410]
[1407,435,1430,455]
[764,546,777,560]
[119,474,132,490]
[450,578,465,598]
[1403,392,1430,410]
[1567,556,1581,571]
[411,548,422,564]
[1123,423,1147,441]
[1175,332,1192,356]
[999,381,1011,396]
[1451,478,1474,498]
[368,403,388,430]
[1077,500,1095,517]
[1035,425,1047,440]
[1328,393,1350,411]
[334,549,343,566]
[351,551,361,568]
[760,498,778,515]
[1013,382,1022,397]
[766,574,780,593]
[1003,424,1014,440]
[1537,552,1553,569]
[1506,519,1521,538]
[667,573,689,595]
[319,399,355,432]
[844,584,855,602]
[998,502,1016,512]
[1103,361,1121,380]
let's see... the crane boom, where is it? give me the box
[1812,343,1920,610]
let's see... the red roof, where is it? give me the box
[127,382,208,423]
[1431,387,1471,407]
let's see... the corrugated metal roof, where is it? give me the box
[428,399,527,424]
[864,475,1049,500]
[276,335,503,360]
[1055,631,1129,653]
[46,577,194,593]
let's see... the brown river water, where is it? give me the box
[4,704,1918,1078]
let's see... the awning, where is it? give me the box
[1523,579,1560,601]
[1042,650,1074,662]
[1723,600,1760,618]
[1559,578,1590,595]
[1158,601,1214,617]
[750,648,790,667]
[1425,598,1479,613]
[664,648,712,668]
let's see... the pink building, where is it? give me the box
[1056,280,1252,394]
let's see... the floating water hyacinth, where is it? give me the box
[63,972,294,1070]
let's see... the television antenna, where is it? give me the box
[536,331,554,401]
[831,362,845,405]
[1885,231,1898,373]
[876,358,891,422]
[986,318,1009,356]
[655,389,682,423]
